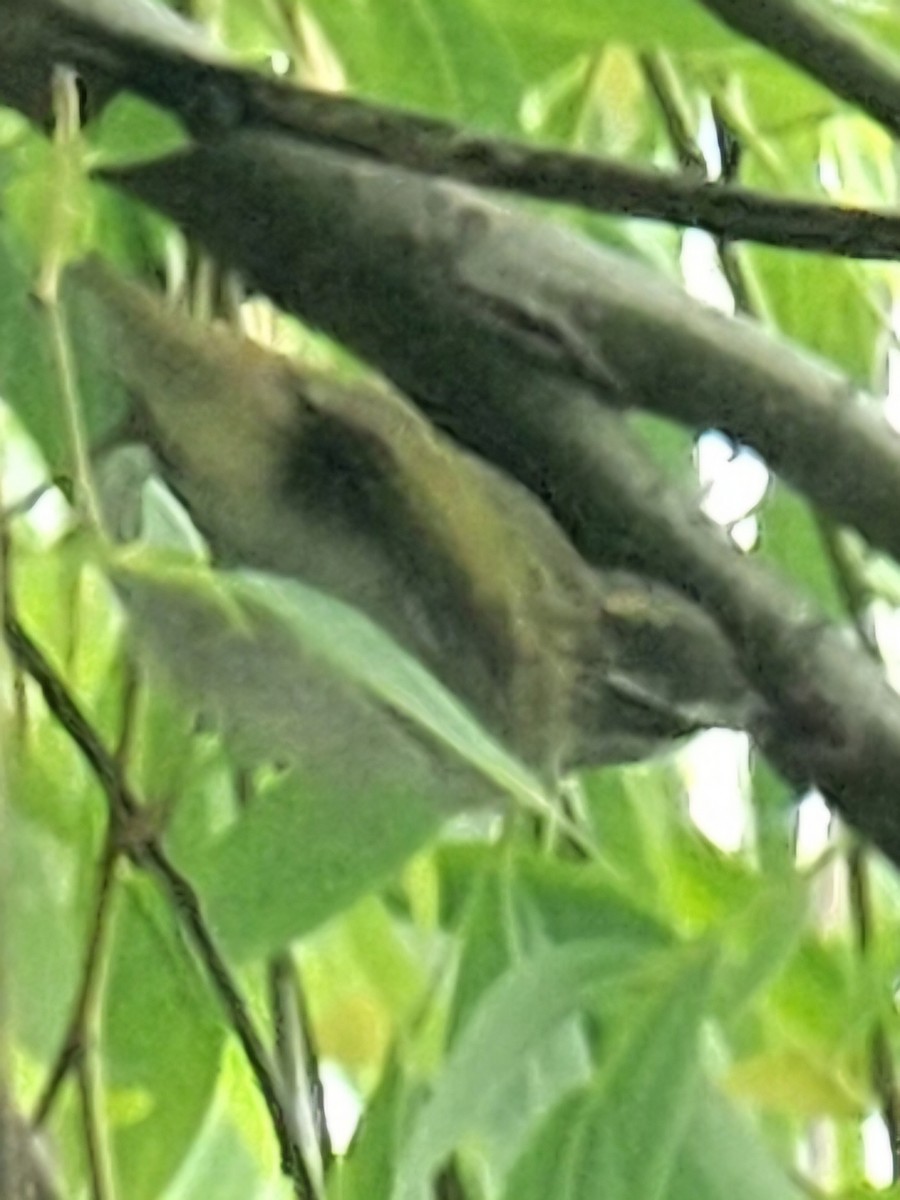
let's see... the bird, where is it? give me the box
[70,259,760,783]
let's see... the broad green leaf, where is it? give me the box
[584,761,761,932]
[186,757,442,961]
[740,122,886,388]
[435,845,673,1188]
[495,1089,586,1200]
[579,765,661,895]
[822,116,895,211]
[700,51,839,139]
[439,853,598,1191]
[164,1054,294,1200]
[390,938,654,1200]
[767,938,879,1062]
[713,872,810,1019]
[102,875,225,1200]
[435,844,670,957]
[301,0,523,128]
[109,550,562,954]
[90,94,189,166]
[0,227,68,465]
[746,248,884,386]
[0,223,130,468]
[111,553,551,812]
[579,950,715,1197]
[164,1108,292,1200]
[501,949,717,1200]
[444,854,518,1039]
[472,0,735,83]
[3,750,103,1062]
[4,132,93,273]
[669,1084,805,1200]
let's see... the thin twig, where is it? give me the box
[2,614,315,1200]
[709,101,755,315]
[235,771,330,1189]
[640,52,706,176]
[34,67,105,536]
[138,843,313,1198]
[816,519,900,1179]
[36,11,900,262]
[76,1054,115,1200]
[269,953,332,1180]
[847,842,900,1181]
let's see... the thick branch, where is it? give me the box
[98,136,900,581]
[698,0,900,142]
[5,0,900,260]
[12,4,900,563]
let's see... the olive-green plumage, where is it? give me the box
[72,261,758,778]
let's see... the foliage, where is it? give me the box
[3,1,900,1198]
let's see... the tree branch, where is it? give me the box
[15,8,900,571]
[698,0,900,142]
[6,0,900,261]
[98,134,900,584]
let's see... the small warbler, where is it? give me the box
[71,260,759,780]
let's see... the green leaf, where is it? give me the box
[90,94,190,167]
[4,132,94,270]
[439,854,598,1191]
[0,225,130,468]
[726,1047,865,1118]
[668,1085,805,1200]
[740,122,885,388]
[390,938,653,1200]
[713,872,810,1019]
[187,767,440,961]
[495,1089,586,1200]
[163,1056,294,1200]
[767,937,881,1062]
[436,844,671,963]
[302,0,523,128]
[749,757,797,872]
[111,552,551,813]
[746,248,883,386]
[0,228,65,465]
[583,762,761,931]
[502,948,717,1200]
[473,0,734,83]
[3,751,103,1062]
[110,548,571,958]
[102,875,225,1200]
